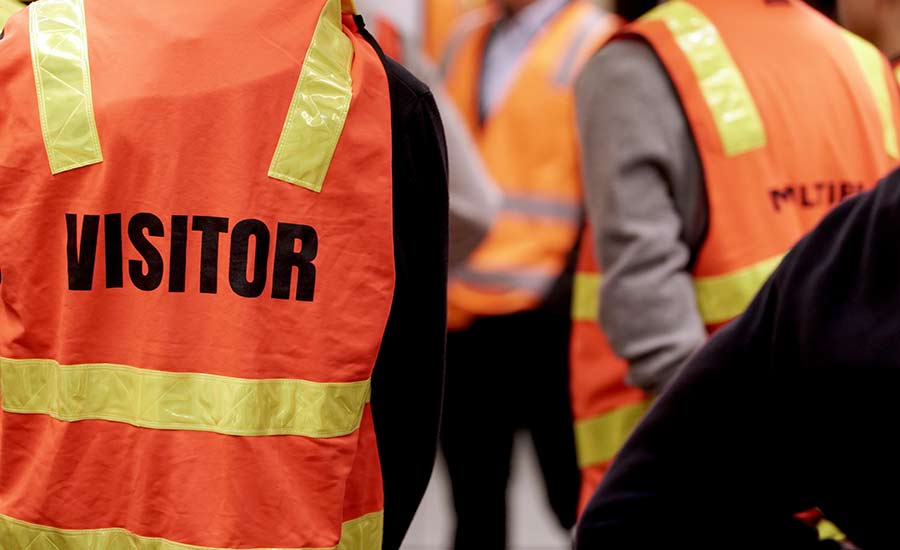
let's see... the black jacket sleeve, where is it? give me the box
[576,170,900,550]
[361,23,450,550]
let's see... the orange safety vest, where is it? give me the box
[0,0,394,548]
[0,0,23,28]
[444,0,620,330]
[423,0,488,63]
[570,0,900,514]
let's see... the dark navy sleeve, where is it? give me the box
[576,170,900,550]
[361,23,450,550]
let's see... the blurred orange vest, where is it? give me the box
[424,0,488,62]
[0,0,394,548]
[444,0,619,330]
[570,0,900,514]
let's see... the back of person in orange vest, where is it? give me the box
[0,0,23,28]
[569,0,900,531]
[838,0,900,83]
[0,1,449,549]
[440,0,619,547]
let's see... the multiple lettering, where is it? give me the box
[769,181,865,212]
[66,213,318,301]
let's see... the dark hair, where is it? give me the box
[615,0,660,22]
[805,0,837,20]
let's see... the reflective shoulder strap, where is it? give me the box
[268,0,355,193]
[642,1,767,157]
[30,0,103,175]
[842,29,900,160]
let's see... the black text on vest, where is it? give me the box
[66,213,318,301]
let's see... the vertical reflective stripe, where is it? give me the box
[571,272,601,322]
[269,0,353,192]
[693,254,783,326]
[843,30,900,159]
[644,2,766,157]
[0,510,384,549]
[574,400,652,469]
[29,0,103,174]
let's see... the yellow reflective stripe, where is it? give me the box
[571,272,601,322]
[644,2,766,157]
[693,255,783,326]
[843,30,900,159]
[0,357,369,438]
[0,511,383,550]
[0,0,24,28]
[269,0,353,192]
[575,400,652,469]
[29,0,103,175]
[817,519,846,542]
[895,64,900,88]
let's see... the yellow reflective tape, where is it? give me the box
[575,400,652,469]
[0,511,383,550]
[843,30,900,159]
[895,64,900,89]
[0,0,24,28]
[571,272,601,322]
[693,254,783,326]
[817,519,846,542]
[29,0,103,175]
[269,0,353,192]
[0,357,370,438]
[644,2,766,157]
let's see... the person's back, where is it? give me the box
[0,1,447,548]
[572,0,900,537]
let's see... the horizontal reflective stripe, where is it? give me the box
[30,0,103,174]
[693,255,783,326]
[843,30,900,159]
[575,400,652,469]
[452,268,558,294]
[644,2,766,157]
[0,510,383,550]
[269,0,353,192]
[571,272,601,322]
[502,195,582,223]
[0,357,370,438]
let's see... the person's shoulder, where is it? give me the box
[382,55,432,104]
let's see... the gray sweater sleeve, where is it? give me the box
[574,39,708,395]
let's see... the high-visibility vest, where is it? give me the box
[444,0,620,330]
[0,0,394,548]
[570,0,900,514]
[423,0,487,63]
[0,0,23,28]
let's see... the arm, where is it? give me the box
[366,42,450,550]
[575,40,708,395]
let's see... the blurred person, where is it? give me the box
[574,165,900,550]
[0,0,23,28]
[571,0,900,531]
[838,0,900,77]
[356,0,503,267]
[0,1,448,549]
[440,0,620,547]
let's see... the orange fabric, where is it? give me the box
[444,1,620,330]
[423,0,487,62]
[570,0,900,517]
[0,2,393,549]
[375,16,405,62]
